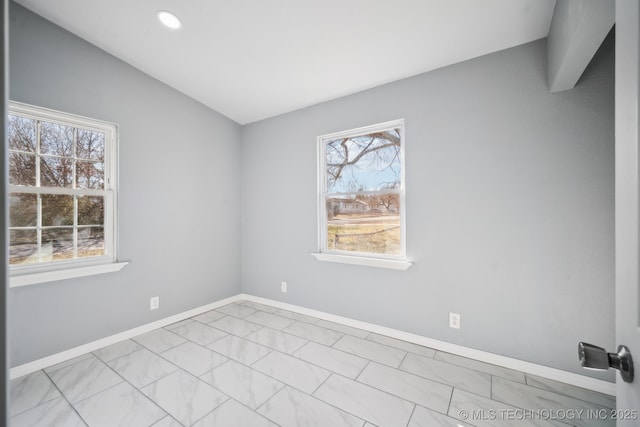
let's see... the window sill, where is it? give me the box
[10,261,129,288]
[311,253,413,270]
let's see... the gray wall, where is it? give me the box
[241,35,615,378]
[8,2,242,366]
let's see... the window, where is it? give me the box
[8,101,120,281]
[315,119,410,269]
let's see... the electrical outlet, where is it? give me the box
[449,312,460,329]
[150,296,160,310]
[281,281,287,293]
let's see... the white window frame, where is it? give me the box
[313,119,412,270]
[8,101,127,287]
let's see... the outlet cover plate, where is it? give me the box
[449,312,460,329]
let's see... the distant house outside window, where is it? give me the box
[317,119,408,267]
[8,101,118,276]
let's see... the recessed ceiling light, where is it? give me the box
[157,10,182,30]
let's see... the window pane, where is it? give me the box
[40,156,73,187]
[326,128,401,193]
[9,193,37,227]
[9,152,36,186]
[40,122,73,157]
[326,193,401,256]
[78,227,104,258]
[41,194,74,226]
[76,161,104,189]
[76,129,105,160]
[9,229,38,265]
[8,115,36,152]
[42,228,74,261]
[8,103,117,270]
[78,196,104,225]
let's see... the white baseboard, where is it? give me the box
[239,294,617,397]
[9,294,244,380]
[10,292,616,398]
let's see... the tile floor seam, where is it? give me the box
[307,377,380,426]
[291,340,312,356]
[201,357,232,376]
[87,351,178,423]
[218,312,250,321]
[465,386,561,419]
[490,377,616,417]
[353,365,457,415]
[354,360,371,382]
[247,345,277,368]
[139,348,184,374]
[43,353,94,376]
[250,349,329,396]
[43,369,91,427]
[163,415,185,427]
[209,318,264,338]
[160,345,229,379]
[402,352,498,393]
[543,391,613,410]
[396,363,484,398]
[260,384,365,427]
[200,357,288,411]
[444,385,455,418]
[133,331,186,354]
[144,368,232,425]
[403,403,417,427]
[223,323,267,341]
[225,396,284,427]
[91,342,139,364]
[521,375,614,408]
[75,383,169,427]
[354,361,368,379]
[436,351,527,384]
[165,319,195,331]
[204,323,233,337]
[7,372,60,419]
[50,357,126,404]
[111,350,187,399]
[251,389,271,414]
[110,343,179,378]
[186,395,232,427]
[170,326,230,348]
[397,349,410,367]
[289,343,367,381]
[247,326,310,354]
[309,367,334,395]
[9,371,74,422]
[320,371,418,413]
[293,342,369,380]
[490,373,493,399]
[366,332,436,354]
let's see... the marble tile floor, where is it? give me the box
[9,300,617,427]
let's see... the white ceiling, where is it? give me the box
[15,0,556,124]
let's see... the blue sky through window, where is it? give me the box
[326,129,401,193]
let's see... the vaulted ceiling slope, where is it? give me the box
[15,0,556,124]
